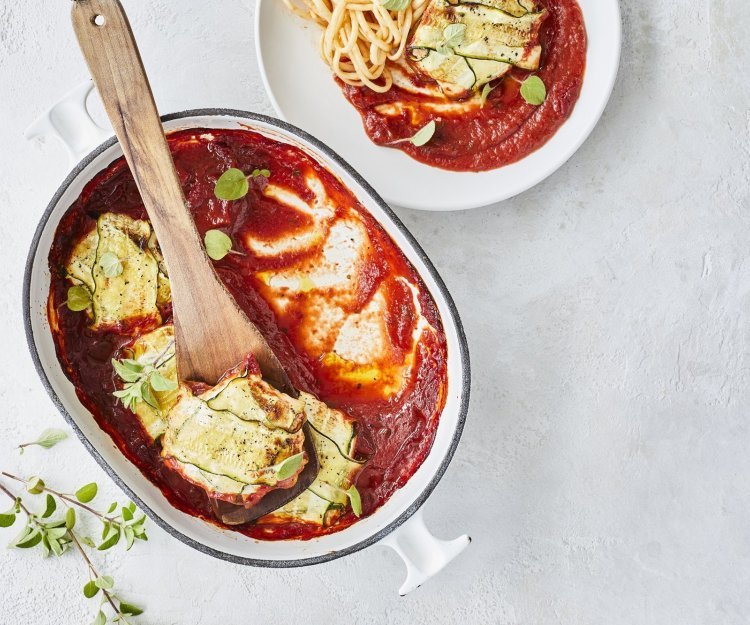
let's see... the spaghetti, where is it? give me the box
[283,0,427,92]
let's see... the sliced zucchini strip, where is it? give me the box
[413,51,477,98]
[205,374,306,433]
[452,4,546,49]
[412,51,512,96]
[467,57,512,89]
[168,460,266,504]
[307,426,362,505]
[262,489,343,526]
[447,0,536,18]
[148,230,171,307]
[301,393,359,460]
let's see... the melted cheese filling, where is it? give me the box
[252,181,436,398]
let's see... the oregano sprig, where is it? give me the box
[17,427,68,454]
[112,343,177,412]
[1,472,148,551]
[0,476,146,623]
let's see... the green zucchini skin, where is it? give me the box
[447,0,536,17]
[205,374,307,433]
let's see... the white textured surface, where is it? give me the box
[1,1,749,623]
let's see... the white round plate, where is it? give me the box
[255,0,620,211]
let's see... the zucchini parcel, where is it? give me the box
[260,395,365,527]
[66,212,171,331]
[408,0,547,98]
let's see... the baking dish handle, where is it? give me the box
[381,507,470,595]
[25,80,111,169]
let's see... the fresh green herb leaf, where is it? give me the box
[18,427,68,453]
[0,500,18,528]
[75,483,98,504]
[149,371,177,392]
[442,23,466,48]
[42,494,56,518]
[49,537,64,556]
[119,602,144,617]
[410,120,436,147]
[81,535,96,548]
[83,580,100,599]
[381,0,410,9]
[112,359,143,383]
[26,476,45,495]
[107,502,118,514]
[40,535,51,558]
[204,229,234,261]
[46,526,68,540]
[15,527,43,548]
[92,610,106,625]
[214,168,249,201]
[98,527,121,551]
[520,75,546,105]
[346,485,362,517]
[140,380,159,410]
[122,506,134,523]
[94,575,114,590]
[124,525,135,551]
[276,452,305,481]
[0,512,16,528]
[479,83,495,107]
[99,251,123,278]
[66,285,92,312]
[65,507,76,530]
[258,169,271,178]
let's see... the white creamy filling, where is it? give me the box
[244,175,336,257]
[263,218,366,295]
[333,290,390,364]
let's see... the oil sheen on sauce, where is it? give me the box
[47,128,448,541]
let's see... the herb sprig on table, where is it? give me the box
[1,432,147,624]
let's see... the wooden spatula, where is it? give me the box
[71,0,318,522]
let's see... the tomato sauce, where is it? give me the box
[341,0,587,171]
[47,128,448,540]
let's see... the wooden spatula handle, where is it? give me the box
[72,0,197,252]
[71,0,293,390]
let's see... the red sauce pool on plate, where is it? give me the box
[341,0,587,172]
